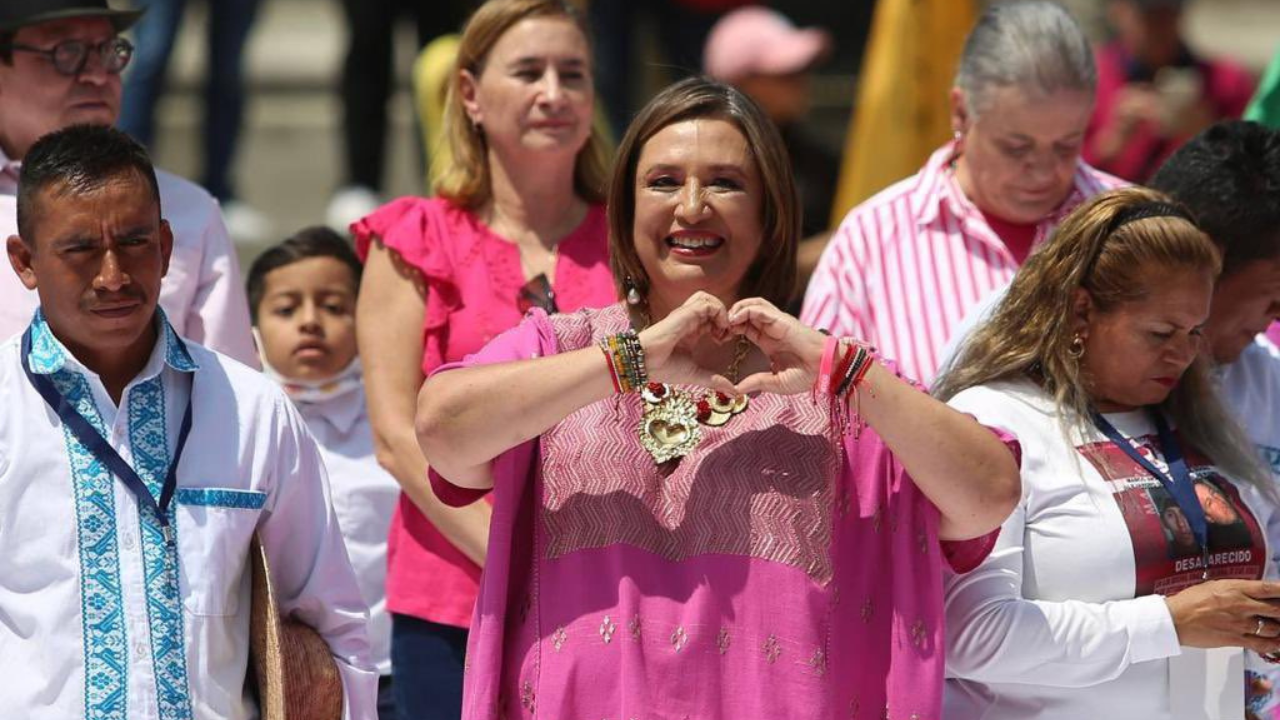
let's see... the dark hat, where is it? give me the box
[0,0,142,34]
[1116,0,1187,7]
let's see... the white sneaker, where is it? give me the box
[222,200,274,245]
[326,186,383,233]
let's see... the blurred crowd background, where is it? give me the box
[124,0,1280,269]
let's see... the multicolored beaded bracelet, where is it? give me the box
[599,330,648,394]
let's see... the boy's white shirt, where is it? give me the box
[261,352,398,675]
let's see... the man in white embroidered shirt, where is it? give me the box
[0,0,257,365]
[0,126,377,718]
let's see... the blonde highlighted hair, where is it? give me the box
[934,187,1269,490]
[433,0,610,209]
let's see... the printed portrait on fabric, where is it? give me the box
[1077,434,1265,597]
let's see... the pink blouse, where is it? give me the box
[352,197,615,628]
[429,304,1015,719]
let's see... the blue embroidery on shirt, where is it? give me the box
[29,310,199,719]
[28,309,67,374]
[27,308,199,376]
[129,378,194,720]
[175,488,267,510]
[50,368,129,720]
[157,312,198,373]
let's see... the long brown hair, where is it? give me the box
[433,0,610,209]
[935,187,1269,490]
[607,76,799,308]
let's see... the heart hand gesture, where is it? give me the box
[726,298,827,396]
[637,291,737,392]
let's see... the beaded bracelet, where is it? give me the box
[833,345,868,396]
[599,330,648,394]
[830,341,858,393]
[617,331,645,391]
[834,342,876,398]
[599,343,623,393]
[815,338,876,398]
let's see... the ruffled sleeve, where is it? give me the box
[351,197,460,374]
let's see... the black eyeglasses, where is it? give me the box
[516,273,559,315]
[6,37,134,76]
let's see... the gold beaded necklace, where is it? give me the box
[638,336,752,464]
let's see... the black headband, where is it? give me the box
[1082,200,1198,281]
[1103,200,1197,237]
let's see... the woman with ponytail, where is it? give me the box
[936,186,1280,719]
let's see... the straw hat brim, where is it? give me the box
[249,534,345,720]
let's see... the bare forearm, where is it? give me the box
[373,425,491,566]
[417,346,614,483]
[855,363,1020,539]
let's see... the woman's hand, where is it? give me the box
[727,297,828,395]
[638,291,737,390]
[1165,579,1280,655]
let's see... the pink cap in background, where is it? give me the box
[703,6,832,83]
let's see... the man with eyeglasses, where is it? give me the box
[0,0,258,368]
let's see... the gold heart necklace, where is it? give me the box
[638,336,752,464]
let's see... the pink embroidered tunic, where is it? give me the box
[352,197,615,629]
[430,303,1011,719]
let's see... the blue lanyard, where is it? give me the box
[1092,408,1211,579]
[21,327,192,544]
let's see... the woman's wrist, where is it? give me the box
[599,329,648,394]
[804,329,832,378]
[811,335,877,397]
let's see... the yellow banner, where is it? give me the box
[830,0,975,226]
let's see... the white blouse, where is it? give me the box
[944,378,1280,720]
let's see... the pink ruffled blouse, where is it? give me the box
[429,304,1015,719]
[352,197,615,627]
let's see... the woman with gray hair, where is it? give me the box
[803,0,1125,384]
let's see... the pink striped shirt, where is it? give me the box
[801,142,1124,383]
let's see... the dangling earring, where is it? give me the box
[1068,333,1085,359]
[624,275,643,306]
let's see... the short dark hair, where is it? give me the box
[246,226,363,323]
[1149,121,1280,275]
[608,76,800,307]
[0,31,14,64]
[17,124,161,245]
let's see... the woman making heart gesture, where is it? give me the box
[416,77,1021,720]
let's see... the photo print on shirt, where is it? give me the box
[1076,435,1265,597]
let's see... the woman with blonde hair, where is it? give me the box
[416,76,1020,719]
[936,187,1280,719]
[351,1,616,716]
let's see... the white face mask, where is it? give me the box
[254,327,363,405]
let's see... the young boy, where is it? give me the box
[247,227,399,720]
